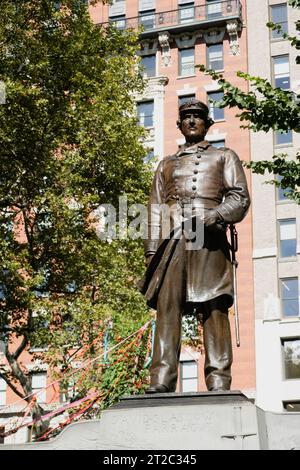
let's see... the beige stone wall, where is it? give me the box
[247,0,300,412]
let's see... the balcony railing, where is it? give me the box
[103,1,243,36]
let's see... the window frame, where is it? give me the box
[109,14,126,30]
[144,148,154,163]
[281,337,300,380]
[206,43,224,71]
[207,91,225,121]
[272,54,290,90]
[206,0,222,19]
[278,218,297,259]
[139,0,155,11]
[274,129,293,147]
[178,2,195,24]
[140,54,156,78]
[178,48,195,77]
[137,100,154,128]
[276,175,293,203]
[31,372,47,404]
[139,9,156,30]
[270,3,288,40]
[280,277,299,319]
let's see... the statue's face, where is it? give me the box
[179,112,207,143]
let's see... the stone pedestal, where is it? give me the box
[1,391,260,450]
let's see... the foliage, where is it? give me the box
[198,0,300,203]
[0,0,152,439]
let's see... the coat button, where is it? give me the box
[192,186,197,190]
[194,170,198,174]
[193,177,197,182]
[197,155,201,159]
[195,161,200,165]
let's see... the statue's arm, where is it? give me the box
[215,149,251,224]
[144,160,165,259]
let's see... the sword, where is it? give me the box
[229,224,240,347]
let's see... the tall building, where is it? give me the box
[90,0,256,395]
[247,0,300,413]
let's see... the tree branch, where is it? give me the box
[0,372,25,400]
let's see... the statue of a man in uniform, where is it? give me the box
[140,99,250,394]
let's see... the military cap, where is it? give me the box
[178,99,214,127]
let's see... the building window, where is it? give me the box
[273,55,290,89]
[140,55,156,78]
[109,0,126,18]
[139,10,156,30]
[207,43,223,71]
[31,373,47,404]
[179,48,195,77]
[179,2,195,24]
[139,0,155,11]
[206,0,222,19]
[275,130,292,146]
[212,139,225,148]
[180,360,198,392]
[208,91,224,121]
[0,378,6,406]
[279,219,297,258]
[283,401,300,412]
[282,338,300,379]
[178,94,196,106]
[109,15,126,30]
[276,175,293,201]
[144,149,154,163]
[280,278,299,318]
[137,101,154,128]
[270,4,288,39]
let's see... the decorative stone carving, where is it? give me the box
[158,32,171,67]
[143,127,155,143]
[143,76,169,99]
[135,76,168,102]
[174,32,199,49]
[203,28,226,45]
[140,39,158,56]
[226,20,240,56]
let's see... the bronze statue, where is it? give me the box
[140,99,250,393]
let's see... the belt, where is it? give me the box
[166,198,218,209]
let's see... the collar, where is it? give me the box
[197,140,211,150]
[176,140,211,156]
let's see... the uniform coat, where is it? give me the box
[140,141,250,311]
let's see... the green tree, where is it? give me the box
[198,0,300,203]
[0,0,151,439]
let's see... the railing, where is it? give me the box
[104,1,242,32]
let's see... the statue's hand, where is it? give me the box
[202,209,220,227]
[145,254,154,267]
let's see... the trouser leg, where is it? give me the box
[149,241,185,392]
[203,305,233,391]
